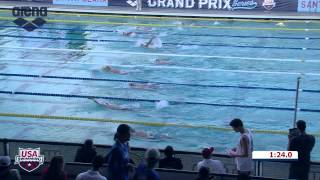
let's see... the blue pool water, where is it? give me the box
[0,11,319,160]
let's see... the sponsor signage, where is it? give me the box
[110,0,297,11]
[53,0,108,6]
[298,0,320,12]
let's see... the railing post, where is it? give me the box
[3,138,9,156]
[293,77,301,128]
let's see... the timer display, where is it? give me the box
[252,151,298,160]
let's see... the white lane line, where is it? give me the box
[2,58,319,76]
[0,46,319,63]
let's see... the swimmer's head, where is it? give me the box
[129,83,136,87]
[104,66,112,71]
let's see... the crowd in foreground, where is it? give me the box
[0,119,315,180]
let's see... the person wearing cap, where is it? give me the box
[159,145,183,170]
[197,147,226,174]
[74,139,97,163]
[0,156,21,180]
[133,148,161,180]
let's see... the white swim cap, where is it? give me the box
[156,100,169,110]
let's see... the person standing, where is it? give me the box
[107,124,133,180]
[227,119,253,180]
[288,120,315,180]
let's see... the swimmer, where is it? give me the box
[131,128,171,140]
[154,59,174,65]
[141,36,156,48]
[129,82,158,90]
[276,22,285,27]
[102,66,128,75]
[90,98,133,111]
[117,30,136,37]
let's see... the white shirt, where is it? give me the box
[76,170,107,180]
[235,129,253,171]
[197,159,226,174]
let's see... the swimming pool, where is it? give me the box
[0,10,319,160]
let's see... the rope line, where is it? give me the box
[1,46,319,63]
[2,34,319,51]
[3,58,320,76]
[1,17,320,31]
[1,9,320,23]
[1,73,320,93]
[1,25,319,40]
[0,90,319,112]
[0,112,319,137]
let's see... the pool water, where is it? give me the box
[0,11,319,160]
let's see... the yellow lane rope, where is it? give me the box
[0,9,319,23]
[1,113,320,137]
[0,17,319,31]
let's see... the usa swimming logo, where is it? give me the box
[15,148,44,172]
[262,0,276,10]
[12,7,47,32]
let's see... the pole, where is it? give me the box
[293,77,301,128]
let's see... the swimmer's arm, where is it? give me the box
[145,37,156,47]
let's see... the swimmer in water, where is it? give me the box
[90,98,133,111]
[102,66,128,75]
[155,59,174,65]
[141,36,157,48]
[131,128,171,140]
[117,30,136,37]
[129,82,158,90]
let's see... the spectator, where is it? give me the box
[76,155,107,180]
[288,120,315,180]
[227,118,253,180]
[194,166,212,180]
[74,139,97,163]
[41,156,68,180]
[107,124,133,180]
[159,145,183,170]
[197,147,226,174]
[0,156,21,180]
[133,148,160,180]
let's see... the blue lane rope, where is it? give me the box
[1,25,319,40]
[1,34,319,51]
[1,73,320,93]
[0,90,319,112]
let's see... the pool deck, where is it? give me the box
[0,0,319,20]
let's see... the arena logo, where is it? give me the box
[262,0,276,10]
[15,148,44,172]
[147,0,232,9]
[231,0,258,10]
[12,6,47,32]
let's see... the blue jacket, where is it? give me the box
[107,140,129,180]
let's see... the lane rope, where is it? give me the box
[0,46,319,63]
[0,112,319,137]
[1,17,320,31]
[0,90,320,112]
[1,72,320,93]
[1,25,320,40]
[1,34,319,51]
[3,57,320,77]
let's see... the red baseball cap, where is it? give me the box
[202,147,214,158]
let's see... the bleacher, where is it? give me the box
[1,138,320,180]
